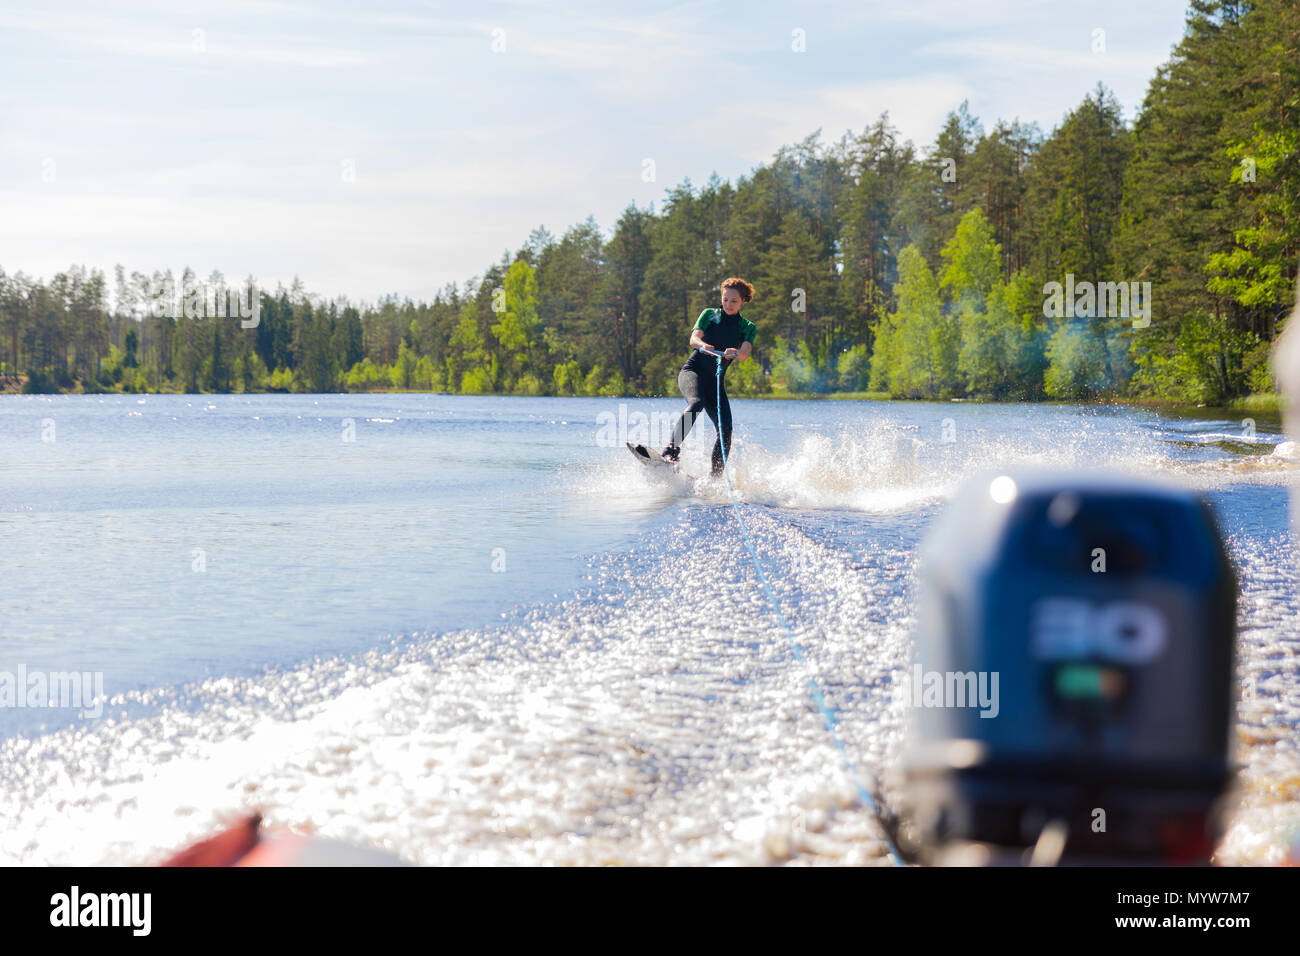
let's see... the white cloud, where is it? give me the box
[684,76,974,164]
[917,37,1168,81]
[837,0,1186,30]
[0,8,367,68]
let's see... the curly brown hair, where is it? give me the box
[720,277,754,302]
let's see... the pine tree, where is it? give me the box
[599,204,654,385]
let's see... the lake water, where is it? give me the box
[1,393,1297,865]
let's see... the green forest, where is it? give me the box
[1,1,1295,405]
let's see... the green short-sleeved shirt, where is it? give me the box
[683,308,756,374]
[694,308,757,343]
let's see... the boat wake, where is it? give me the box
[579,419,1299,514]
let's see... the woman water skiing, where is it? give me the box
[661,277,757,476]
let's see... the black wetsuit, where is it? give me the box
[666,308,757,475]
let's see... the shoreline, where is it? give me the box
[3,383,1287,419]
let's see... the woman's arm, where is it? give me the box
[690,328,706,350]
[737,341,753,361]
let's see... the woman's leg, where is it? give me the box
[665,368,706,456]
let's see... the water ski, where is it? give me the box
[626,442,708,480]
[626,442,673,467]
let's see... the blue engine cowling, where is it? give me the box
[898,469,1236,863]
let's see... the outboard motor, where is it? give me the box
[897,469,1236,865]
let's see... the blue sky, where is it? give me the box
[0,0,1192,303]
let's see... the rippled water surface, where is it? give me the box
[1,394,1296,865]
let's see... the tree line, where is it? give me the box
[1,0,1294,405]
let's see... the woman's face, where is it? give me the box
[720,288,743,314]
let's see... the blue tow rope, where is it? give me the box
[711,353,904,866]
